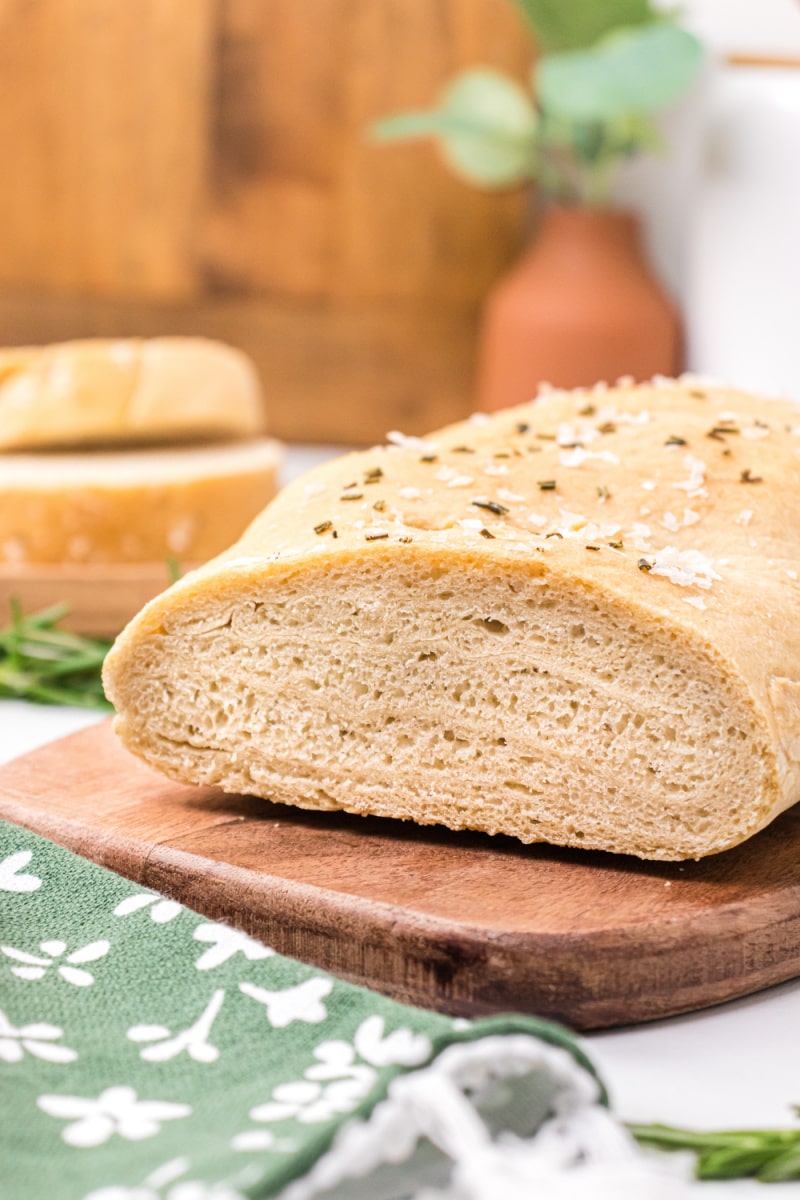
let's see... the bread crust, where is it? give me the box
[0,337,264,450]
[0,439,281,565]
[104,379,800,859]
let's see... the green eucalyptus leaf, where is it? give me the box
[570,122,607,166]
[372,69,537,188]
[612,112,666,155]
[537,24,703,120]
[509,0,658,52]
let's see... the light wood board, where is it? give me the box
[0,563,178,637]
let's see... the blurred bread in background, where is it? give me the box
[0,337,264,450]
[0,335,281,633]
[0,439,281,566]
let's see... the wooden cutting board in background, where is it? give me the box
[3,720,800,1031]
[0,0,532,445]
[0,563,177,637]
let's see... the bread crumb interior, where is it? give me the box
[115,559,770,860]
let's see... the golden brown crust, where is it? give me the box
[0,440,282,565]
[0,337,264,450]
[104,378,800,858]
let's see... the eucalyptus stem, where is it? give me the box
[582,158,616,207]
[0,600,113,711]
[536,140,584,204]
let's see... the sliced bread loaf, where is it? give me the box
[0,337,263,450]
[0,439,281,565]
[103,380,800,860]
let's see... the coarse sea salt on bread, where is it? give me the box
[103,378,800,861]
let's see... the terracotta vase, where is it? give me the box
[477,207,681,412]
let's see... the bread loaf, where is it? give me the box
[0,338,263,450]
[103,380,800,861]
[0,439,281,566]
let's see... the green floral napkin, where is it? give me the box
[0,819,690,1200]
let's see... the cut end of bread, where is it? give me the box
[105,548,775,861]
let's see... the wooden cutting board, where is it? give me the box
[3,719,800,1031]
[0,563,178,637]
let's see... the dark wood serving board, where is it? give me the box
[3,719,800,1031]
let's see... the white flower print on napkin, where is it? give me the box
[114,894,183,924]
[250,1075,372,1125]
[0,1008,76,1063]
[230,1129,274,1152]
[230,1129,298,1155]
[243,1016,433,1128]
[239,978,332,1029]
[0,850,41,892]
[85,1183,244,1200]
[38,1086,191,1147]
[1,938,109,986]
[353,1015,432,1067]
[192,924,274,971]
[84,1154,247,1199]
[127,991,224,1063]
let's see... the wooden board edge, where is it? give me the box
[4,779,800,1030]
[4,722,800,1029]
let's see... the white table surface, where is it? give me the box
[3,444,799,1193]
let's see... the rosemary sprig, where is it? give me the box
[166,556,183,584]
[631,1118,800,1182]
[0,600,113,710]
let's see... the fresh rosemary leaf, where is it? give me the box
[760,1142,800,1183]
[630,1121,800,1182]
[697,1145,777,1180]
[0,600,113,711]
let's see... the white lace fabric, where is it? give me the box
[276,1034,698,1200]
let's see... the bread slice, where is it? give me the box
[0,439,281,566]
[0,337,263,450]
[103,380,800,860]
